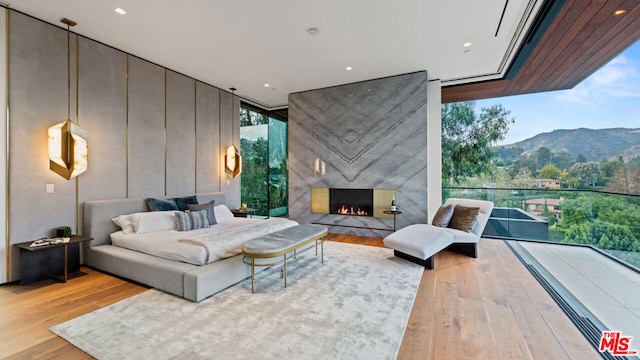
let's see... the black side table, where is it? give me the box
[231,208,256,218]
[15,235,93,285]
[383,210,403,232]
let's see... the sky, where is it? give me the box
[476,40,640,146]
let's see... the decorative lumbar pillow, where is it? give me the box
[448,205,480,233]
[135,211,178,234]
[146,198,179,212]
[176,210,210,231]
[187,200,216,225]
[214,204,235,223]
[112,214,136,234]
[431,204,454,227]
[172,195,199,211]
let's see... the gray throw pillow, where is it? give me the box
[187,200,216,225]
[176,210,209,231]
[431,204,454,227]
[448,205,480,233]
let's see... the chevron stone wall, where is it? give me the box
[288,71,429,237]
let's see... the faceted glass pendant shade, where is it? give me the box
[48,119,88,180]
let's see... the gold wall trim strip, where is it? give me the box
[194,80,197,192]
[5,9,11,282]
[163,68,167,196]
[74,33,79,235]
[218,90,221,192]
[125,55,129,198]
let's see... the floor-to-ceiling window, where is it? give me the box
[239,103,288,217]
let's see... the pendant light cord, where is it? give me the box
[67,24,71,121]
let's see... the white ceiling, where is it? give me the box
[7,0,544,109]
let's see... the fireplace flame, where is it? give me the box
[336,205,368,216]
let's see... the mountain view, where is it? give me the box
[505,128,640,162]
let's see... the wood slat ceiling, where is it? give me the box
[442,0,640,103]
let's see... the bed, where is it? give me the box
[83,192,297,301]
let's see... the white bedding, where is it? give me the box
[178,217,298,263]
[110,217,265,265]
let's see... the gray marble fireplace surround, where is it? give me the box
[288,71,429,237]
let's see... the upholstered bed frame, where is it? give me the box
[83,192,266,302]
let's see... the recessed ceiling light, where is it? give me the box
[264,83,270,87]
[614,9,627,16]
[115,8,127,15]
[345,66,352,71]
[463,42,472,48]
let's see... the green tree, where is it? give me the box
[494,146,523,167]
[600,160,624,186]
[536,147,553,168]
[539,164,561,180]
[576,154,587,163]
[569,162,600,187]
[509,154,537,178]
[441,101,514,184]
[551,150,573,171]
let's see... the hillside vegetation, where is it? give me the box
[508,128,640,162]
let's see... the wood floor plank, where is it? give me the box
[0,236,599,359]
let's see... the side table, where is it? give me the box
[15,235,93,285]
[231,208,256,218]
[383,210,403,232]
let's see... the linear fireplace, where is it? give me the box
[310,187,395,219]
[329,188,373,217]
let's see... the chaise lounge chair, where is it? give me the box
[383,198,494,269]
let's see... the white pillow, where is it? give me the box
[214,205,235,223]
[112,214,136,234]
[134,211,178,234]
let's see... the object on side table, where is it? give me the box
[231,208,256,218]
[56,226,72,237]
[15,235,93,285]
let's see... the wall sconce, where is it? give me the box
[314,158,326,176]
[49,120,88,180]
[225,144,241,178]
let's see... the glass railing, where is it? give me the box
[444,187,640,268]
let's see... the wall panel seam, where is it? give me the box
[194,80,197,192]
[5,9,10,282]
[125,55,129,198]
[74,33,79,234]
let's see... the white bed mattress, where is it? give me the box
[110,218,262,265]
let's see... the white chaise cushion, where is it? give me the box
[383,224,455,260]
[434,227,479,243]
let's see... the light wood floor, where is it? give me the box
[0,235,599,359]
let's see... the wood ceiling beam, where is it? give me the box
[442,0,640,104]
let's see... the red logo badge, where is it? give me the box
[599,331,638,356]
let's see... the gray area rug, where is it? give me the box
[51,242,423,360]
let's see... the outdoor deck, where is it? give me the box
[517,241,640,348]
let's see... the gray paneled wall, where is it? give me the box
[127,56,165,198]
[6,11,240,281]
[195,82,221,193]
[288,72,429,237]
[166,70,196,196]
